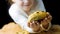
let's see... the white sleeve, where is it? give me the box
[9,8,28,29]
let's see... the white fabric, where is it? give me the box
[40,22,51,31]
[9,0,46,33]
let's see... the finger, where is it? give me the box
[30,23,34,28]
[32,21,39,25]
[47,15,52,21]
[42,18,47,22]
[48,14,52,17]
[45,18,47,20]
[44,17,51,23]
[43,18,50,24]
[30,21,37,28]
[47,12,52,18]
[46,12,50,15]
[32,21,36,25]
[46,12,52,21]
[36,23,40,26]
[41,19,47,24]
[46,12,52,17]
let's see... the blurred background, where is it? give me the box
[0,0,60,28]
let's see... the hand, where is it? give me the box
[41,12,52,29]
[28,21,40,32]
[27,12,52,32]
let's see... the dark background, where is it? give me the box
[0,0,60,28]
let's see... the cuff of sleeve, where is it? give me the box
[40,22,51,31]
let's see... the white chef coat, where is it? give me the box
[8,0,46,33]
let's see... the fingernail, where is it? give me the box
[30,23,32,25]
[37,23,39,25]
[32,21,35,23]
[47,12,49,14]
[45,18,47,20]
